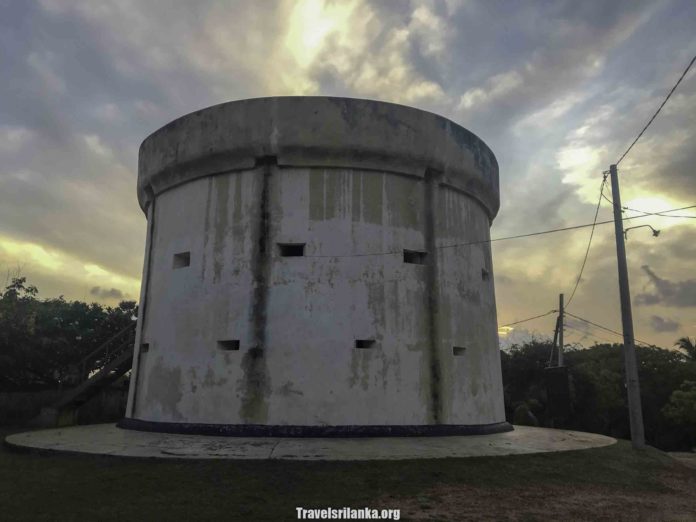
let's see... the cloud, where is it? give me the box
[0,234,140,302]
[634,292,660,306]
[302,1,451,105]
[1,0,694,351]
[448,0,659,139]
[27,50,66,94]
[498,327,542,351]
[0,125,35,153]
[649,315,681,333]
[635,265,696,307]
[90,286,125,300]
[458,70,523,111]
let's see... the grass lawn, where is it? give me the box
[2,427,695,521]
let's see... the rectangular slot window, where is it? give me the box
[481,268,490,281]
[173,251,191,269]
[278,243,306,257]
[217,340,240,351]
[453,346,467,356]
[403,249,427,265]
[355,339,376,349]
[140,343,150,354]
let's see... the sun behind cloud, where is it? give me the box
[285,0,358,68]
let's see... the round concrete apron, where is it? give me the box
[5,425,616,460]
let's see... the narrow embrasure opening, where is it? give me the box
[278,243,306,257]
[403,249,427,265]
[453,346,467,356]
[217,340,240,351]
[173,251,191,268]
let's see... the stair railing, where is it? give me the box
[74,322,137,384]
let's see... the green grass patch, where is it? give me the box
[0,429,685,521]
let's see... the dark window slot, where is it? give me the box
[217,340,240,351]
[355,339,376,349]
[140,343,150,354]
[481,268,490,281]
[278,243,306,257]
[403,249,427,265]
[173,251,191,269]
[453,346,466,356]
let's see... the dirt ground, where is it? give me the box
[384,461,696,521]
[670,452,696,470]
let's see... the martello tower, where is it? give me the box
[122,96,509,436]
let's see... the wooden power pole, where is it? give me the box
[558,294,564,366]
[550,315,560,366]
[609,164,646,449]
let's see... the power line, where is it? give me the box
[498,295,664,348]
[628,210,696,219]
[566,172,609,308]
[602,193,615,207]
[626,209,696,219]
[616,54,696,165]
[304,206,692,259]
[651,205,696,214]
[565,311,654,347]
[498,310,557,329]
[564,311,629,341]
[564,323,618,345]
[601,194,696,218]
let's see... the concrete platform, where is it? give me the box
[4,424,616,461]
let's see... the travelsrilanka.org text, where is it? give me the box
[296,507,401,520]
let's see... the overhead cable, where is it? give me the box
[498,310,557,329]
[565,311,654,348]
[616,54,696,165]
[601,193,696,218]
[566,172,609,308]
[304,205,692,259]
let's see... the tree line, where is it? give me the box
[1,276,694,450]
[502,339,696,451]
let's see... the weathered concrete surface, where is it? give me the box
[126,97,505,431]
[5,425,616,461]
[137,97,499,218]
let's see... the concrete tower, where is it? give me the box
[121,97,510,436]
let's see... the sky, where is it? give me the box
[1,0,695,350]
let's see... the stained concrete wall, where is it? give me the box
[126,96,504,428]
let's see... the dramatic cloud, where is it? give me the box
[90,286,125,300]
[635,265,696,308]
[650,315,681,333]
[1,0,695,348]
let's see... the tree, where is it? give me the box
[565,344,628,437]
[662,380,696,450]
[663,380,696,426]
[0,277,137,391]
[500,340,553,424]
[500,340,696,450]
[675,337,696,361]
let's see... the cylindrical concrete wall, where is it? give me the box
[123,96,509,436]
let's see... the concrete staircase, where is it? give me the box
[34,323,136,428]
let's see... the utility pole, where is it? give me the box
[609,164,645,449]
[550,315,560,367]
[558,294,564,366]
